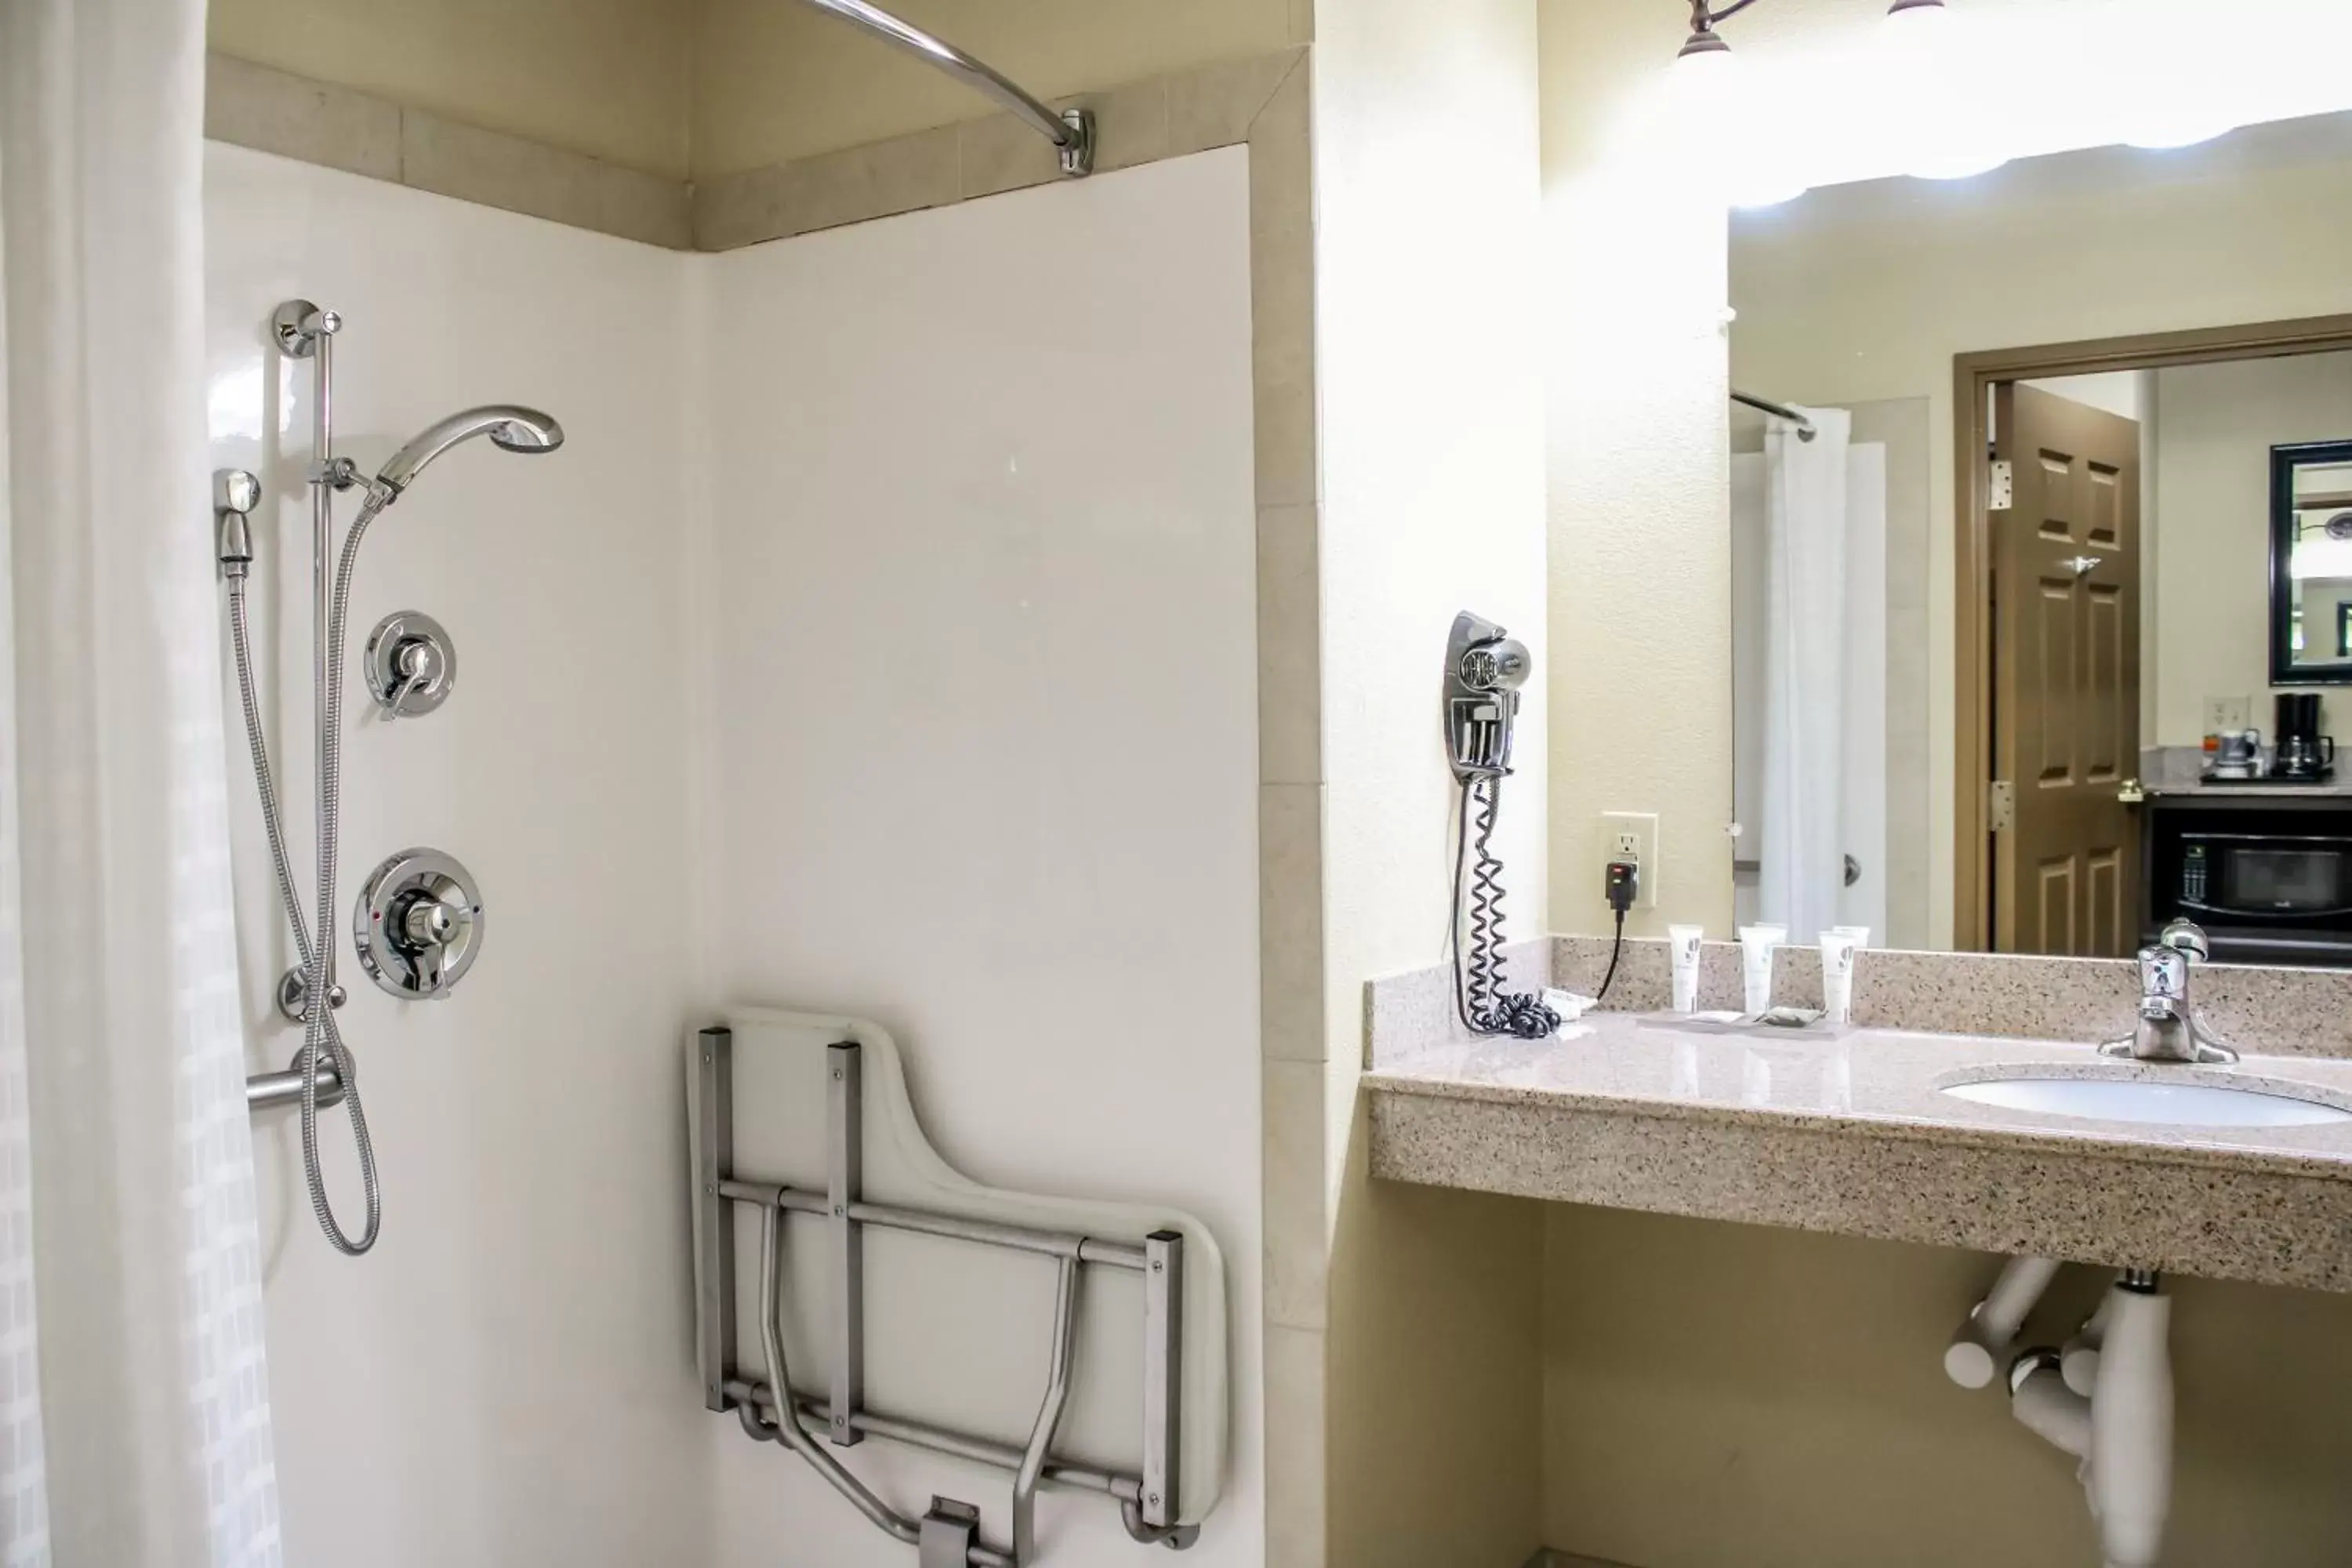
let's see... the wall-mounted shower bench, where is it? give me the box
[691,1010,1225,1566]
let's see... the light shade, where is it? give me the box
[1677,27,1733,64]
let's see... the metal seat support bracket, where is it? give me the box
[695,1026,1200,1565]
[922,1499,983,1568]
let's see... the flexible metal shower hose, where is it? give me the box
[225,489,388,1255]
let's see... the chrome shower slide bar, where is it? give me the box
[694,1028,1195,1566]
[789,0,1095,177]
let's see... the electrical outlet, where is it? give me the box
[1600,811,1660,908]
[2205,695,2251,735]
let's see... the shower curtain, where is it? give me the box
[0,2,285,1563]
[1758,407,1854,944]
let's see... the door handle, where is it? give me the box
[2062,554,2104,578]
[2118,778,2145,804]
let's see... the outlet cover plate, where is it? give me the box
[2205,695,2252,735]
[1602,811,1661,909]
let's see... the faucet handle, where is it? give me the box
[2158,917,2210,964]
[2136,944,2187,1002]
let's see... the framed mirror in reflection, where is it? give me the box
[2272,442,2352,684]
[1721,107,2352,967]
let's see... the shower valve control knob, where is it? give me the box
[365,610,458,717]
[354,848,484,1000]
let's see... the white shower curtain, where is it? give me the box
[1758,407,1853,944]
[0,2,284,1563]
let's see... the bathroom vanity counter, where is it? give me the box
[2142,781,2352,798]
[1366,1013,2352,1293]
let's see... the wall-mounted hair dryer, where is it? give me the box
[1444,612,1556,1040]
[1444,612,1532,779]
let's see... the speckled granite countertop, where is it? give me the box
[1367,1014,2352,1293]
[2143,781,2352,797]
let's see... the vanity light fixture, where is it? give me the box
[1679,0,1947,64]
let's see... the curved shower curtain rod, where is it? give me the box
[792,0,1096,176]
[1731,389,1818,442]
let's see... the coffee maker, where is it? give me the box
[2275,692,2336,782]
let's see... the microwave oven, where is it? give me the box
[2169,832,2352,924]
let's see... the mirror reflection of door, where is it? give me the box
[1991,382,2142,957]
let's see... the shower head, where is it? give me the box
[372,405,564,499]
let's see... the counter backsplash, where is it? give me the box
[1366,935,2352,1068]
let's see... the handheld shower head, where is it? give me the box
[372,405,564,499]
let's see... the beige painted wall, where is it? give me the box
[690,0,1311,179]
[207,0,691,177]
[1541,1205,2352,1568]
[1731,111,2352,944]
[1543,0,1737,942]
[2150,353,2352,746]
[1316,2,1552,1565]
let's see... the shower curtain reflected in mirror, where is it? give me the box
[0,1,284,1561]
[1733,407,1889,944]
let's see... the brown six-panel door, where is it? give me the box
[1991,382,2143,956]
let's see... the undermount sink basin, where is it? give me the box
[1943,1076,2352,1128]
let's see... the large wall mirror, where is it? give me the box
[1724,105,2352,968]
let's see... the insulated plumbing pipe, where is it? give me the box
[2091,1273,2174,1568]
[2009,1350,2092,1460]
[1945,1255,2062,1388]
[2063,1283,2116,1397]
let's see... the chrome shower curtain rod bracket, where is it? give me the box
[792,0,1096,176]
[1054,107,1096,179]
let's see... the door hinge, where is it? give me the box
[1988,779,2015,833]
[1988,460,2014,511]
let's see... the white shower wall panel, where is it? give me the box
[696,148,1265,1566]
[203,143,709,1568]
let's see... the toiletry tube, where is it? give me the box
[1819,928,1864,1024]
[1737,924,1785,1014]
[1667,924,1704,1012]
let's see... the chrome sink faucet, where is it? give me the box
[2103,919,2238,1064]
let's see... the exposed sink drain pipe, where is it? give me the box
[1943,1257,2174,1568]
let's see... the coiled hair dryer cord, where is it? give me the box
[1450,773,1560,1040]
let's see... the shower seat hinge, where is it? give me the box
[920,1499,982,1568]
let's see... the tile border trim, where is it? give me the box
[205,47,1308,256]
[203,54,693,249]
[691,46,1306,250]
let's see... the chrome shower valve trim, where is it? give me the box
[354,848,483,1000]
[364,611,457,718]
